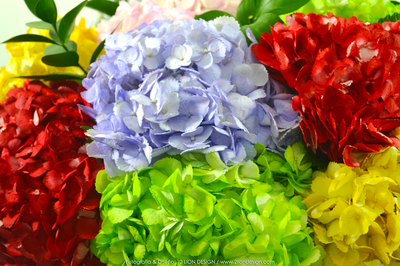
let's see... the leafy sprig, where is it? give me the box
[2,0,119,82]
[195,0,311,41]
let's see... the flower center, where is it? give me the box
[204,49,209,53]
[191,136,195,141]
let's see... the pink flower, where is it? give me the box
[96,0,241,43]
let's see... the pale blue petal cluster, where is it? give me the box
[82,17,300,176]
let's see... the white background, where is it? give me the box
[0,0,100,66]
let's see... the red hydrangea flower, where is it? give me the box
[252,13,400,167]
[0,80,105,265]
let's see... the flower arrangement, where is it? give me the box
[304,147,400,265]
[0,80,103,265]
[82,17,300,177]
[252,12,400,167]
[93,143,324,265]
[2,0,400,265]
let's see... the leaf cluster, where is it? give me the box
[93,143,325,265]
[195,0,311,42]
[3,0,118,82]
[378,12,400,23]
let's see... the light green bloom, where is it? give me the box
[283,0,400,23]
[93,142,324,265]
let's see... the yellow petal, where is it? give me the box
[327,243,360,266]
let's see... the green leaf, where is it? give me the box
[241,13,283,42]
[35,0,57,24]
[58,0,88,44]
[49,30,62,44]
[42,51,80,67]
[24,0,41,16]
[90,39,105,64]
[378,12,400,23]
[2,34,56,44]
[258,0,310,15]
[44,44,65,56]
[86,0,119,17]
[194,10,234,21]
[26,21,54,30]
[236,0,260,25]
[66,40,77,52]
[17,73,85,81]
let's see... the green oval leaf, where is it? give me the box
[26,21,54,30]
[66,40,77,52]
[58,0,88,44]
[42,51,80,67]
[16,73,84,81]
[90,39,105,64]
[35,0,57,24]
[24,0,40,16]
[44,44,65,56]
[241,13,283,42]
[194,10,234,21]
[86,0,119,17]
[2,34,56,44]
[259,0,310,15]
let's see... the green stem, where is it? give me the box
[51,23,88,75]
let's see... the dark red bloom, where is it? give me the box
[253,13,400,166]
[0,80,105,265]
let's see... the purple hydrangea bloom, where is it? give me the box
[82,17,300,176]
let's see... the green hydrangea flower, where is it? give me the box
[93,143,324,265]
[282,0,400,23]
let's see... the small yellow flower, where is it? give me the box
[0,18,98,101]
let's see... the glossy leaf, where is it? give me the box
[35,0,57,24]
[237,0,260,25]
[26,21,54,30]
[42,51,80,67]
[24,0,41,16]
[259,0,310,15]
[90,39,105,64]
[58,0,88,44]
[17,73,84,81]
[2,34,56,44]
[194,10,234,21]
[241,13,282,42]
[86,0,119,17]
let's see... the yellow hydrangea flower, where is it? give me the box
[304,147,400,266]
[0,18,98,101]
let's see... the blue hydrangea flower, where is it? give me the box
[82,17,301,176]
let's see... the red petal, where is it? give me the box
[75,218,100,239]
[43,170,63,191]
[28,162,47,178]
[71,241,89,266]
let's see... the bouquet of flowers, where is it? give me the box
[2,0,400,265]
